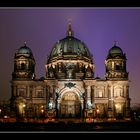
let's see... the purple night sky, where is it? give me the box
[0,8,140,104]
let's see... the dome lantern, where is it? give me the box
[66,21,74,37]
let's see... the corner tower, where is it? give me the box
[12,43,35,80]
[105,43,130,119]
[11,43,36,117]
[105,43,128,80]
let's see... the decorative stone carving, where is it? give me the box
[87,100,92,109]
[48,98,55,109]
[65,82,76,89]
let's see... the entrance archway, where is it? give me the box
[115,103,124,119]
[60,92,81,118]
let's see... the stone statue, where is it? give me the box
[49,101,53,109]
[87,100,92,109]
[48,98,54,109]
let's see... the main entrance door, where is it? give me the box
[60,92,81,118]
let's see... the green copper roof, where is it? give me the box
[47,23,93,63]
[107,45,126,59]
[109,46,123,54]
[16,43,34,58]
[49,36,92,59]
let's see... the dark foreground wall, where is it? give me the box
[0,120,140,132]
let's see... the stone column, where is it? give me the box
[110,85,113,98]
[81,99,84,110]
[57,99,61,117]
[91,86,94,101]
[123,86,126,97]
[57,100,60,110]
[27,86,30,98]
[32,86,35,98]
[13,85,17,96]
[80,99,84,118]
[94,86,96,98]
[126,86,129,98]
[108,86,111,98]
[108,86,114,118]
[87,86,91,100]
[52,85,56,99]
[87,86,92,108]
[44,87,46,98]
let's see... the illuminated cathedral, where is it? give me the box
[10,23,131,122]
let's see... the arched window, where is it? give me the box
[96,87,104,98]
[115,63,122,71]
[37,91,43,98]
[114,87,123,97]
[21,63,26,70]
[18,89,25,97]
[99,91,103,97]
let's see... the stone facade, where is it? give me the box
[10,24,131,121]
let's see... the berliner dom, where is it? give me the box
[10,23,131,122]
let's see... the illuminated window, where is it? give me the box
[114,88,122,97]
[98,91,103,97]
[18,90,25,97]
[96,88,104,98]
[37,91,43,98]
[115,103,122,113]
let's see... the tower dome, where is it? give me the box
[109,46,123,54]
[105,42,128,79]
[16,42,33,58]
[47,23,93,63]
[107,43,126,59]
[12,42,35,80]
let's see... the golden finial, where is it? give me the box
[67,18,73,37]
[114,41,117,46]
[24,41,27,46]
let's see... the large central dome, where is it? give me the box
[47,23,92,63]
